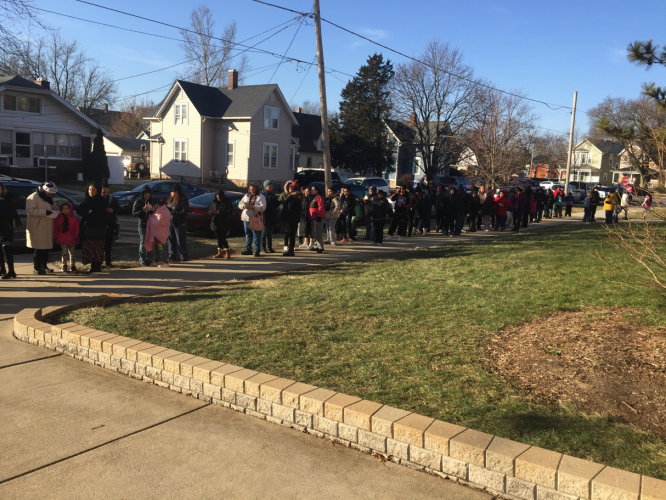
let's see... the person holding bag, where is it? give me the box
[76,182,107,273]
[239,184,266,257]
[0,182,19,279]
[26,181,59,275]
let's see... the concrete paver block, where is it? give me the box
[394,413,435,447]
[163,353,196,374]
[469,464,505,492]
[148,349,182,370]
[338,422,357,443]
[506,476,536,500]
[281,382,317,409]
[557,455,605,499]
[224,369,259,392]
[221,388,236,404]
[50,322,77,338]
[87,333,117,352]
[259,378,295,404]
[357,430,386,453]
[192,361,225,383]
[324,393,361,422]
[642,475,666,500]
[271,404,294,423]
[537,485,578,500]
[387,438,409,460]
[134,346,167,366]
[425,420,466,456]
[244,373,279,397]
[486,437,531,476]
[179,357,212,378]
[256,398,271,415]
[101,335,132,355]
[173,375,190,390]
[203,383,221,399]
[441,455,468,480]
[300,388,337,416]
[313,415,339,436]
[111,339,143,358]
[409,446,441,470]
[210,364,243,387]
[344,400,384,431]
[294,410,312,428]
[146,366,161,381]
[591,466,640,500]
[371,405,411,438]
[515,446,562,489]
[235,393,256,411]
[450,429,494,467]
[161,371,174,385]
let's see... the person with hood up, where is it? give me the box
[553,188,564,218]
[0,182,19,279]
[76,182,107,273]
[603,188,620,224]
[371,190,393,245]
[54,202,80,272]
[167,184,189,262]
[208,190,233,259]
[308,184,326,253]
[480,187,495,231]
[494,189,511,231]
[325,187,341,245]
[239,184,267,256]
[144,201,171,267]
[281,181,303,256]
[132,184,155,266]
[451,184,469,236]
[386,185,411,241]
[362,186,378,241]
[521,186,532,227]
[26,181,59,275]
[261,180,278,253]
[511,187,526,232]
[414,185,432,235]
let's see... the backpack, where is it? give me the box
[324,196,333,212]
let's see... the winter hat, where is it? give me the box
[263,180,273,188]
[289,183,298,192]
[171,184,183,194]
[42,181,57,194]
[141,184,152,194]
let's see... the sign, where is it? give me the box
[621,176,630,186]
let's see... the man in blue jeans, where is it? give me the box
[131,184,155,266]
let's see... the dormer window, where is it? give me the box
[3,95,40,113]
[174,103,188,126]
[264,106,279,130]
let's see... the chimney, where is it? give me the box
[103,103,108,113]
[409,113,416,126]
[228,69,238,90]
[296,106,302,113]
[34,78,50,90]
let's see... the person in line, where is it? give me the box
[362,186,377,241]
[76,182,107,273]
[582,193,592,223]
[506,188,515,229]
[351,195,363,239]
[529,194,537,223]
[298,185,312,248]
[100,184,120,267]
[603,188,620,224]
[480,188,495,231]
[494,189,511,231]
[413,186,432,235]
[511,187,526,232]
[339,186,356,243]
[239,184,267,257]
[208,190,233,259]
[590,186,600,222]
[451,185,469,236]
[642,193,652,221]
[0,182,19,279]
[545,188,555,219]
[534,187,545,223]
[133,185,155,266]
[476,185,487,230]
[405,186,417,236]
[54,202,80,272]
[521,186,532,228]
[281,182,302,256]
[448,186,459,235]
[26,181,59,275]
[467,187,480,233]
[554,189,564,218]
[145,201,171,267]
[434,184,447,233]
[261,180,278,253]
[324,187,340,245]
[309,184,325,253]
[565,191,575,217]
[386,185,411,241]
[620,190,630,220]
[371,189,392,245]
[167,184,189,262]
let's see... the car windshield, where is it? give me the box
[189,193,215,206]
[344,179,364,186]
[130,182,159,192]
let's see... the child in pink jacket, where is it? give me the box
[53,202,80,272]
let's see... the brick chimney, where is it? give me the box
[228,69,238,90]
[296,106,302,113]
[409,113,416,126]
[103,103,109,113]
[34,78,50,90]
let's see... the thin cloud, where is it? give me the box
[349,27,389,48]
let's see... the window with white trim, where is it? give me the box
[174,103,188,126]
[174,139,188,164]
[227,141,235,168]
[264,106,279,130]
[263,143,278,169]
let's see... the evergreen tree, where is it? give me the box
[84,128,109,183]
[331,54,395,177]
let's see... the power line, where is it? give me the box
[268,12,308,83]
[290,56,317,104]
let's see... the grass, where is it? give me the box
[58,224,666,478]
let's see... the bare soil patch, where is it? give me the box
[486,309,666,437]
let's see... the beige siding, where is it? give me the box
[159,87,202,180]
[201,118,214,179]
[224,119,251,183]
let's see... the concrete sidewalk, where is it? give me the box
[0,321,489,499]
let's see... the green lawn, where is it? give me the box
[59,224,666,478]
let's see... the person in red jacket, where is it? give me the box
[493,190,511,231]
[308,184,326,253]
[53,202,80,272]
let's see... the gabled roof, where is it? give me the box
[0,75,45,90]
[292,112,322,154]
[384,119,416,144]
[146,80,298,124]
[104,136,150,152]
[576,138,624,155]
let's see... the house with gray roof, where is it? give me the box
[561,138,624,186]
[144,70,300,186]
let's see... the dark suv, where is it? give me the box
[294,169,343,190]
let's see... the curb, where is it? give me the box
[13,301,666,500]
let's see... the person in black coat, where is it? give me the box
[414,186,432,235]
[0,182,18,279]
[76,182,107,273]
[338,186,356,242]
[467,187,481,232]
[209,190,233,259]
[434,184,447,233]
[281,183,302,256]
[371,190,393,244]
[405,186,417,236]
[132,184,154,266]
[298,185,312,247]
[521,186,532,228]
[166,184,189,261]
[261,180,279,253]
[100,184,120,267]
[451,185,470,235]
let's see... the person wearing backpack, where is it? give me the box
[324,187,340,245]
[554,191,564,218]
[362,186,378,241]
[209,190,233,259]
[261,180,279,253]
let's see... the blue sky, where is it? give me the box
[34,0,666,135]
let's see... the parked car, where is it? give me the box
[433,176,472,191]
[0,174,39,184]
[3,182,79,248]
[344,177,392,195]
[568,181,592,198]
[123,156,150,179]
[294,169,343,191]
[595,184,626,201]
[114,181,209,214]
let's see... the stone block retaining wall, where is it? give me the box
[13,302,666,500]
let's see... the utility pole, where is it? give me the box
[313,0,332,192]
[564,91,578,195]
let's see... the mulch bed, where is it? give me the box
[485,308,666,437]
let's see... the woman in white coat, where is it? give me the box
[26,181,59,275]
[238,184,266,257]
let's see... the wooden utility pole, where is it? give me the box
[313,0,332,192]
[564,91,578,195]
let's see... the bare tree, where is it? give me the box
[525,131,569,178]
[465,88,535,187]
[108,98,154,138]
[179,5,250,88]
[293,99,320,115]
[392,39,479,178]
[0,0,45,44]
